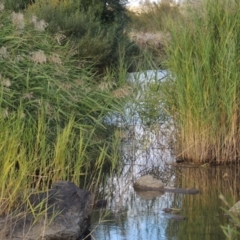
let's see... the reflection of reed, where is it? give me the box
[178,166,240,201]
[167,166,240,240]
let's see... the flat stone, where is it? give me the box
[133,175,164,191]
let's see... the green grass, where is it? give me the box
[0,8,127,220]
[162,0,240,163]
[0,2,161,235]
[0,110,120,215]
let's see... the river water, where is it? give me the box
[91,70,240,240]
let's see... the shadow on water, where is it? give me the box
[91,70,240,240]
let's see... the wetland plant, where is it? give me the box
[163,0,240,164]
[0,5,124,229]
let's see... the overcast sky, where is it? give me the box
[127,0,181,6]
[127,0,154,6]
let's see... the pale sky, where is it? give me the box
[127,0,155,6]
[127,0,181,6]
[127,0,140,6]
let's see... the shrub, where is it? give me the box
[3,0,34,11]
[0,9,119,124]
[22,0,134,69]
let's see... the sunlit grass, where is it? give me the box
[0,110,122,216]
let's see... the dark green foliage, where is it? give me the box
[4,0,34,11]
[3,0,134,69]
[79,0,128,25]
[0,11,117,128]
[20,0,134,69]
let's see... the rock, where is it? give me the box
[133,175,199,195]
[1,181,94,240]
[133,175,164,191]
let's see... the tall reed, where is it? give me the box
[164,0,240,163]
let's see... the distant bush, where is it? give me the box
[3,0,34,11]
[128,1,181,32]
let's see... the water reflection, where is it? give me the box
[92,166,239,239]
[92,70,240,240]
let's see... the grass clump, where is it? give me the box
[0,7,125,219]
[163,0,240,164]
[0,9,120,129]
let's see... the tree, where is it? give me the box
[78,0,129,26]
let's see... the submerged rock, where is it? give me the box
[135,190,164,200]
[165,214,187,221]
[1,181,94,240]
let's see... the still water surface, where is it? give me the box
[91,70,239,240]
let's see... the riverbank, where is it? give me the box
[0,2,133,230]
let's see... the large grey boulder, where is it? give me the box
[0,181,94,240]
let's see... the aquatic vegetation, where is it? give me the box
[164,0,240,163]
